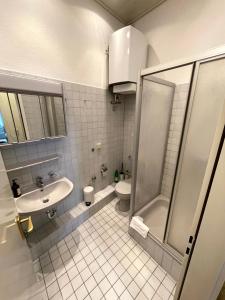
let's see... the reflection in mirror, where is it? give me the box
[0,92,17,143]
[18,94,45,140]
[135,64,193,241]
[39,96,50,137]
[40,96,66,137]
[8,93,26,142]
[53,97,66,136]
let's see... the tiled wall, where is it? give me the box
[123,95,136,174]
[129,227,182,281]
[161,84,189,198]
[1,81,124,228]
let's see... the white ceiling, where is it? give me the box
[95,0,167,24]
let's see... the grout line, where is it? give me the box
[35,200,176,299]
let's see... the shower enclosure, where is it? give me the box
[130,49,225,290]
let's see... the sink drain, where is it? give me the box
[43,199,49,203]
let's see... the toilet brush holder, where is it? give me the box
[83,186,94,206]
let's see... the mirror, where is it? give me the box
[40,96,66,137]
[0,92,17,143]
[0,91,66,145]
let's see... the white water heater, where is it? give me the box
[109,25,147,94]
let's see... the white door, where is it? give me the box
[0,152,44,300]
[179,124,225,300]
[174,55,225,299]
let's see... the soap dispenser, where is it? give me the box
[11,179,21,198]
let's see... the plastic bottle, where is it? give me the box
[11,179,21,198]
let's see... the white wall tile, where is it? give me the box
[1,81,124,229]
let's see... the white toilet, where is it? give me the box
[115,179,131,212]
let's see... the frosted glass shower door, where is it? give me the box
[135,77,175,212]
[167,57,225,255]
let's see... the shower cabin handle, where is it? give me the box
[185,235,194,255]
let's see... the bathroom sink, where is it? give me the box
[15,177,73,215]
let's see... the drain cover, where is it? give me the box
[43,199,49,203]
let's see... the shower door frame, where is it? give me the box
[173,55,225,299]
[134,75,175,214]
[131,46,225,262]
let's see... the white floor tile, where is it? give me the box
[98,277,111,294]
[47,280,59,299]
[89,260,99,274]
[76,259,88,273]
[127,264,139,278]
[80,267,92,282]
[120,289,133,300]
[93,268,105,284]
[35,199,176,300]
[157,284,171,300]
[133,257,144,270]
[139,251,150,264]
[114,263,125,277]
[142,282,155,299]
[148,274,161,290]
[136,291,148,300]
[146,259,158,273]
[101,261,112,275]
[51,291,63,300]
[134,273,146,289]
[120,271,133,286]
[128,280,140,298]
[89,286,103,300]
[107,269,119,285]
[57,273,70,289]
[44,272,57,287]
[85,275,97,293]
[71,274,83,291]
[61,282,74,300]
[75,284,88,300]
[140,265,152,280]
[67,265,79,281]
[154,266,166,281]
[152,293,162,300]
[114,279,126,296]
[105,287,118,300]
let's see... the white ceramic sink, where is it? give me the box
[15,177,73,215]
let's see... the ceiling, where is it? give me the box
[95,0,167,24]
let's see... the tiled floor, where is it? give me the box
[32,198,176,300]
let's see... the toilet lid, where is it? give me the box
[115,180,131,195]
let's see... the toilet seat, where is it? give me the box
[115,180,131,195]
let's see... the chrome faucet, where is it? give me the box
[48,171,57,179]
[36,176,44,189]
